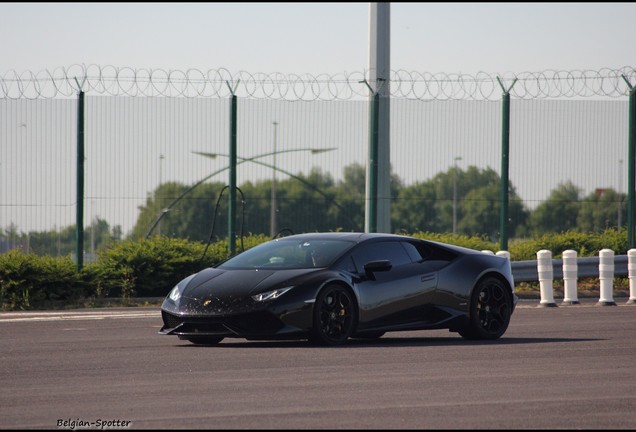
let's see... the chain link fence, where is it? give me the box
[1,65,635,256]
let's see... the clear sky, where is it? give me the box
[1,2,635,75]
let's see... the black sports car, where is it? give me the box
[160,232,517,346]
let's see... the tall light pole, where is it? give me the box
[270,121,278,237]
[453,156,462,234]
[158,154,165,236]
[619,158,624,227]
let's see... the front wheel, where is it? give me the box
[309,285,356,346]
[459,276,511,340]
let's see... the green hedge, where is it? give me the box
[412,228,629,260]
[507,228,628,260]
[81,234,269,298]
[0,250,81,310]
[0,230,629,310]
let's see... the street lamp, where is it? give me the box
[271,121,278,237]
[145,146,338,240]
[453,156,462,234]
[158,154,165,236]
[619,158,624,227]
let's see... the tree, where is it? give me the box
[129,181,228,242]
[277,168,337,233]
[529,181,582,235]
[132,163,394,239]
[238,168,339,236]
[331,163,366,232]
[392,181,440,233]
[0,219,121,257]
[577,188,626,232]
[393,165,528,238]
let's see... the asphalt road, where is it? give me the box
[1,300,635,430]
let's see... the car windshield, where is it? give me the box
[218,238,354,269]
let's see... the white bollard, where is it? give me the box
[537,250,557,307]
[496,250,511,260]
[597,249,617,306]
[561,250,580,305]
[481,250,495,255]
[496,250,514,289]
[627,249,636,305]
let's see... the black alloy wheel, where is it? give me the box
[310,285,356,346]
[459,276,511,340]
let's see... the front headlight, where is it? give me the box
[168,286,181,302]
[251,286,293,302]
[167,274,197,303]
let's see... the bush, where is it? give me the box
[81,234,271,299]
[508,228,628,260]
[411,232,499,252]
[0,250,80,309]
[82,236,221,298]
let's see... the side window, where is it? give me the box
[426,243,457,262]
[401,242,427,262]
[352,241,412,272]
[403,241,457,263]
[331,253,357,273]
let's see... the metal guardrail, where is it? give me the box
[511,255,628,282]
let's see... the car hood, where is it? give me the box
[181,267,319,300]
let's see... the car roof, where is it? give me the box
[276,232,416,244]
[276,232,486,258]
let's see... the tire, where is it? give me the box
[182,336,224,345]
[309,285,356,346]
[459,276,512,340]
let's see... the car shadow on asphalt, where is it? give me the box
[175,335,602,349]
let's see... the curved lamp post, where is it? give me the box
[452,156,462,234]
[271,122,278,237]
[145,147,340,249]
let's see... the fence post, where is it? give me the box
[497,77,517,252]
[597,249,617,306]
[623,75,636,249]
[75,88,85,271]
[537,250,557,307]
[628,249,636,304]
[562,250,579,305]
[228,86,238,256]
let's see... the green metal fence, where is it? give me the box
[1,66,635,265]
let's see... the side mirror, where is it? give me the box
[363,259,392,280]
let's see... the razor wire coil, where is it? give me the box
[1,64,635,100]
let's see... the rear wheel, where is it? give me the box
[459,276,511,340]
[310,285,356,346]
[182,336,224,345]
